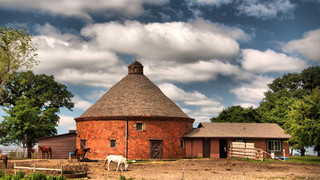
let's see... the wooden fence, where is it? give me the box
[229,142,263,161]
[14,163,63,176]
[229,142,286,162]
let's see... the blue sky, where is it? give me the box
[0,0,320,135]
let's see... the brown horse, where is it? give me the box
[37,146,52,159]
[75,148,90,161]
[0,154,8,168]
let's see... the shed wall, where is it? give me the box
[185,138,290,159]
[37,133,76,159]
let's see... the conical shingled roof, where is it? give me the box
[77,62,191,120]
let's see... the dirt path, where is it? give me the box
[1,158,320,179]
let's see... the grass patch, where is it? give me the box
[287,156,320,164]
[232,155,320,164]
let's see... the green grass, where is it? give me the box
[233,155,320,164]
[287,155,320,164]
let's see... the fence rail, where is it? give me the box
[229,146,263,161]
[14,163,63,176]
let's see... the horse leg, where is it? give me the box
[116,161,119,171]
[108,160,111,171]
[104,159,108,169]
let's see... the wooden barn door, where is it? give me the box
[202,139,211,158]
[150,140,163,159]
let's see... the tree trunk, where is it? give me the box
[27,141,33,158]
[300,148,305,156]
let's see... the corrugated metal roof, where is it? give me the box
[183,122,291,139]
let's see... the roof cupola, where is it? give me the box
[128,60,143,74]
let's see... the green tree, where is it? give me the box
[211,105,261,123]
[0,71,74,157]
[286,88,320,156]
[0,26,38,103]
[258,66,320,155]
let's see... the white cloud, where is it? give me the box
[230,76,274,103]
[241,49,308,73]
[0,0,168,20]
[72,96,92,110]
[81,19,245,62]
[58,115,76,130]
[86,90,106,100]
[193,0,232,6]
[32,23,125,88]
[144,59,254,83]
[282,28,320,62]
[158,83,225,122]
[235,0,296,19]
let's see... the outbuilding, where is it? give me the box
[75,61,194,160]
[37,130,77,159]
[183,123,291,159]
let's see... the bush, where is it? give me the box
[0,172,66,180]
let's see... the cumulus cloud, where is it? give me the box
[159,83,225,121]
[282,28,320,62]
[235,0,296,19]
[32,23,125,88]
[144,59,254,83]
[230,76,274,103]
[72,96,92,110]
[81,19,246,62]
[240,49,308,73]
[58,115,76,130]
[0,0,168,20]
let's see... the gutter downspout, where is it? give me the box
[125,119,128,159]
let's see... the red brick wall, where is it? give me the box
[211,139,219,158]
[76,119,193,160]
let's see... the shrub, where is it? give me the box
[0,170,5,178]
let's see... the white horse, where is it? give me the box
[104,155,129,171]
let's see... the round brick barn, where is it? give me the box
[75,61,194,160]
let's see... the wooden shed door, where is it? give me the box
[203,139,211,158]
[150,140,162,159]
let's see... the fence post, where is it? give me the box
[33,164,36,173]
[14,162,16,176]
[61,165,63,176]
[283,149,286,162]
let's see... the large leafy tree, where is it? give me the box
[0,26,38,103]
[286,88,320,156]
[258,66,320,155]
[0,71,74,157]
[211,105,261,123]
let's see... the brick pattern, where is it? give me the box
[76,119,193,160]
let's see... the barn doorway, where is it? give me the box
[150,140,163,159]
[202,139,211,158]
[219,139,228,158]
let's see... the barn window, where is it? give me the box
[137,123,143,131]
[134,122,146,131]
[110,140,116,148]
[267,140,281,151]
[180,140,184,148]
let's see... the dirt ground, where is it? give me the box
[1,158,320,180]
